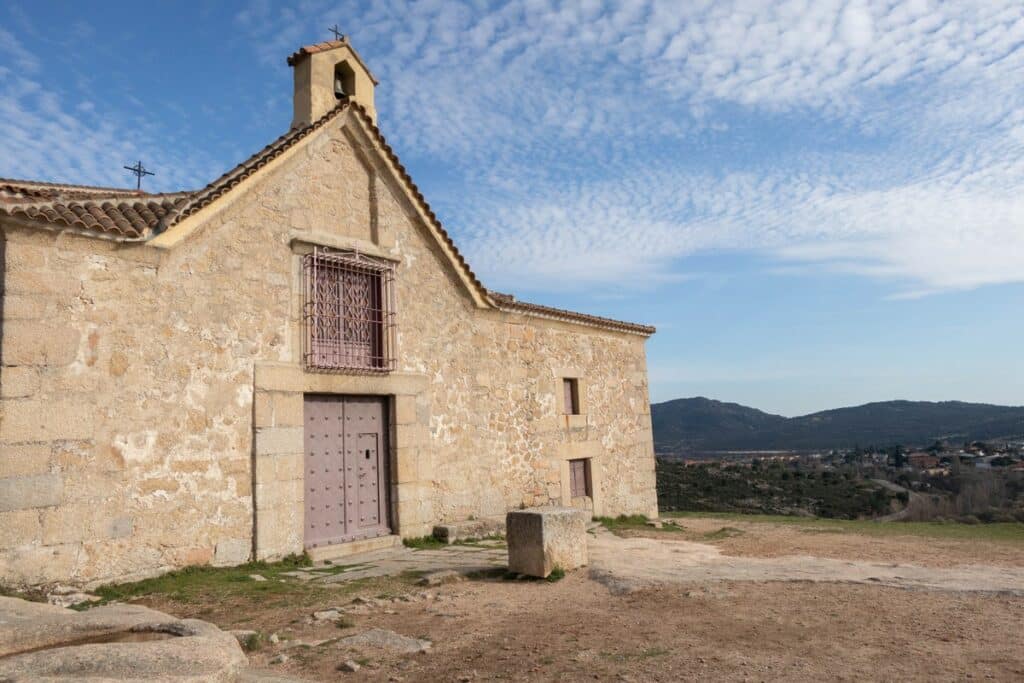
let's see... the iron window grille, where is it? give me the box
[302,247,396,373]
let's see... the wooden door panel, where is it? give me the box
[305,394,390,549]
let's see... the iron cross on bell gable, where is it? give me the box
[329,25,344,41]
[123,160,154,190]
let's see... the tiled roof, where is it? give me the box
[0,96,653,335]
[286,38,379,84]
[490,291,656,336]
[0,180,189,239]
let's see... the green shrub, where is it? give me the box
[546,566,565,582]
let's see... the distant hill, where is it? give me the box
[652,397,1024,455]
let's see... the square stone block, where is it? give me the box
[506,506,587,578]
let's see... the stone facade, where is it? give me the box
[0,44,657,587]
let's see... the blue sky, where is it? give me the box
[2,1,1022,416]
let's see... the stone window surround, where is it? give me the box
[557,440,604,516]
[552,367,588,430]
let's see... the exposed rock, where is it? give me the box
[249,574,268,582]
[432,516,505,544]
[417,569,465,586]
[337,628,432,654]
[0,596,248,681]
[46,590,100,609]
[269,632,280,644]
[313,608,342,621]
[270,653,290,664]
[339,659,362,672]
[284,638,332,649]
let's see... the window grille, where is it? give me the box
[302,247,396,373]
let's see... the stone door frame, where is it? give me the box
[251,361,432,560]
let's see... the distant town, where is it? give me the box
[656,439,1024,524]
[661,439,1024,473]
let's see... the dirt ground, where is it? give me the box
[131,517,1024,682]
[655,516,1024,568]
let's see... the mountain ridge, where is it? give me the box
[652,397,1024,454]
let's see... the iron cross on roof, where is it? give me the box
[329,24,344,41]
[123,160,155,190]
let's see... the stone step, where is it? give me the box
[307,534,402,563]
[432,516,506,544]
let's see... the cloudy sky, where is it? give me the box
[2,1,1022,415]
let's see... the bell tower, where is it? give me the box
[287,37,378,129]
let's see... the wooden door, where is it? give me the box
[569,458,590,498]
[304,395,389,549]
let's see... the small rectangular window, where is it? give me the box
[563,378,579,415]
[569,458,591,498]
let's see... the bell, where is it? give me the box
[334,74,347,99]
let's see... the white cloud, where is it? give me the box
[2,1,1022,297]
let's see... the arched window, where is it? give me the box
[334,62,356,100]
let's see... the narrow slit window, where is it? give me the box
[302,247,396,373]
[563,378,580,415]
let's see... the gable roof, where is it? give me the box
[0,97,654,336]
[490,292,656,336]
[0,180,189,239]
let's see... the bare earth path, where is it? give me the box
[588,526,1024,595]
[118,517,1024,681]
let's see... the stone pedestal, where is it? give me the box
[506,507,588,578]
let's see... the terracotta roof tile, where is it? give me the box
[0,180,190,239]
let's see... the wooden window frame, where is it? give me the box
[568,457,592,498]
[563,377,580,416]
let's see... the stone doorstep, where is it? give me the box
[306,534,402,563]
[432,515,506,544]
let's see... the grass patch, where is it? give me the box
[402,535,447,550]
[453,533,506,548]
[594,514,685,536]
[664,511,1024,542]
[89,553,313,606]
[464,567,509,581]
[546,566,566,582]
[0,585,46,603]
[241,632,263,652]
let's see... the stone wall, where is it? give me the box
[0,108,656,586]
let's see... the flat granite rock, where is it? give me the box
[506,506,588,578]
[337,628,432,654]
[0,596,249,682]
